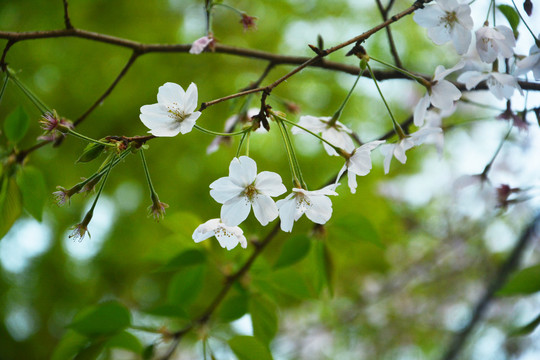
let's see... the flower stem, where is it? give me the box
[213,3,243,15]
[245,130,251,157]
[79,150,130,188]
[194,124,251,137]
[67,129,115,147]
[275,116,304,187]
[86,152,116,217]
[140,149,157,198]
[366,63,407,139]
[369,56,429,86]
[7,69,51,114]
[236,131,248,157]
[0,73,9,106]
[330,65,365,125]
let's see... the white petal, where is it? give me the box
[139,112,172,130]
[431,80,461,109]
[277,196,298,232]
[413,6,445,28]
[148,124,181,137]
[348,149,374,177]
[347,169,358,194]
[254,171,286,197]
[379,144,394,174]
[210,177,244,203]
[183,83,199,113]
[336,164,347,189]
[457,71,487,90]
[428,25,452,45]
[393,142,408,164]
[157,82,185,104]
[455,4,473,29]
[221,197,251,227]
[451,23,472,55]
[214,225,244,250]
[229,156,257,186]
[192,219,220,243]
[252,195,278,226]
[179,112,201,134]
[322,128,355,153]
[291,115,329,134]
[305,194,333,224]
[414,93,431,127]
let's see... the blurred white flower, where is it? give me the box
[291,115,355,156]
[413,0,473,55]
[516,39,540,80]
[210,156,286,227]
[277,185,338,232]
[139,82,201,137]
[458,71,523,100]
[189,36,213,54]
[207,108,262,155]
[475,25,515,63]
[380,128,442,174]
[337,140,385,193]
[414,61,464,126]
[193,218,247,250]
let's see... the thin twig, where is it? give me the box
[75,50,139,126]
[440,213,540,360]
[375,0,403,68]
[62,0,74,30]
[0,40,15,71]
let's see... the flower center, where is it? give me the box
[167,104,188,123]
[244,184,258,201]
[442,11,458,29]
[296,193,311,210]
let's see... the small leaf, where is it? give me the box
[269,269,313,299]
[510,313,540,336]
[16,166,47,221]
[273,235,311,269]
[167,265,205,305]
[0,176,23,239]
[105,331,143,353]
[69,301,131,337]
[51,330,90,360]
[142,344,155,360]
[332,214,383,248]
[3,106,29,143]
[498,5,520,37]
[218,293,249,322]
[228,336,273,360]
[250,296,278,345]
[156,248,206,272]
[76,143,105,163]
[497,264,540,296]
[142,304,188,318]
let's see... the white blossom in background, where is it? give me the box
[189,36,213,54]
[517,38,540,80]
[277,185,338,232]
[457,71,523,100]
[193,219,247,250]
[139,82,201,137]
[475,25,515,63]
[421,108,453,156]
[291,115,355,156]
[336,140,385,193]
[413,0,474,55]
[210,156,286,227]
[207,108,262,155]
[380,128,442,174]
[414,61,464,126]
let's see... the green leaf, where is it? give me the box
[76,142,105,163]
[332,214,383,248]
[498,5,520,37]
[69,301,131,337]
[228,336,273,360]
[312,240,334,295]
[156,248,206,272]
[167,265,205,305]
[51,330,91,360]
[497,264,540,296]
[142,344,155,360]
[105,331,143,353]
[218,292,249,322]
[3,106,29,143]
[269,269,313,299]
[273,235,311,269]
[250,296,278,345]
[142,304,188,318]
[73,341,105,360]
[16,166,47,221]
[510,313,540,336]
[0,176,23,239]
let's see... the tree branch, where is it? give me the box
[375,0,403,68]
[62,0,74,30]
[440,213,540,360]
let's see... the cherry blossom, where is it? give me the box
[414,61,464,126]
[413,0,474,55]
[189,36,213,54]
[380,128,442,174]
[291,115,355,156]
[193,218,247,250]
[475,25,515,63]
[336,140,385,193]
[457,71,523,100]
[210,156,286,227]
[276,185,338,232]
[517,39,540,80]
[139,82,201,137]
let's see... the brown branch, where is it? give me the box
[375,0,403,68]
[75,50,139,126]
[62,0,74,30]
[0,40,16,71]
[440,213,540,360]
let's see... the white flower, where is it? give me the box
[189,36,213,54]
[210,156,286,227]
[336,140,385,193]
[516,39,540,80]
[414,61,464,126]
[413,0,474,55]
[193,218,247,250]
[457,71,523,100]
[276,185,338,232]
[139,82,201,137]
[291,115,355,156]
[379,128,442,174]
[475,25,515,63]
